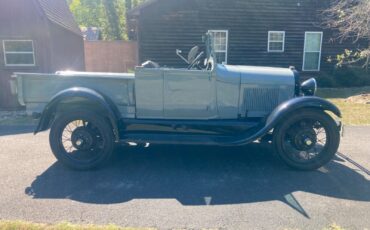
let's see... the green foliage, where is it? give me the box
[327,49,370,68]
[0,220,155,230]
[68,0,148,40]
[131,0,146,8]
[322,0,370,70]
[102,0,126,40]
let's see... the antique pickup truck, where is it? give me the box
[10,33,341,171]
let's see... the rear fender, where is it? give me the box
[35,87,121,141]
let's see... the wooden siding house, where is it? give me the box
[0,0,85,109]
[128,0,357,75]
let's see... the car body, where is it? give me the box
[10,33,342,170]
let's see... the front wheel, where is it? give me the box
[49,110,115,170]
[273,109,340,170]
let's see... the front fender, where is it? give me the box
[35,87,121,141]
[218,96,341,146]
[266,96,341,129]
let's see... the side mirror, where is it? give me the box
[176,49,182,55]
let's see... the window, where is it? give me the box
[303,32,323,71]
[3,40,35,66]
[268,31,285,52]
[208,30,228,64]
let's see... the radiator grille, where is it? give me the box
[243,88,286,117]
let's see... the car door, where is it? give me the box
[163,69,216,119]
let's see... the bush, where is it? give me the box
[316,66,370,88]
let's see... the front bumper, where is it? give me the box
[337,120,345,138]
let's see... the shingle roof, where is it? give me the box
[36,0,81,36]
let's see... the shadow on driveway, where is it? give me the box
[25,143,370,217]
[0,125,36,136]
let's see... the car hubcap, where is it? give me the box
[60,119,105,162]
[71,127,95,151]
[293,128,317,151]
[283,119,328,162]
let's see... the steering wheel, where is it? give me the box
[188,51,204,70]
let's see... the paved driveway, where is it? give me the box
[0,126,369,230]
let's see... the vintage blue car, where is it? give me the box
[11,33,342,171]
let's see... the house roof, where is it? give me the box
[36,0,81,36]
[127,0,159,16]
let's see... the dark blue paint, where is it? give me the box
[34,87,121,141]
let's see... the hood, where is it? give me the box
[216,64,295,85]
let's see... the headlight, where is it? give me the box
[301,78,317,96]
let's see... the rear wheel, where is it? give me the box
[273,109,340,170]
[49,110,115,170]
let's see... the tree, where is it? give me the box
[322,0,370,70]
[102,0,126,40]
[125,0,147,10]
[68,0,127,40]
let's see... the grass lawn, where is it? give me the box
[0,221,155,230]
[317,87,370,126]
[0,221,346,230]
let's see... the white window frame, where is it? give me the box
[2,40,35,67]
[208,30,228,64]
[302,32,323,71]
[268,31,285,52]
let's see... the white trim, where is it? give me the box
[302,32,323,71]
[208,30,228,64]
[268,31,285,52]
[2,40,36,66]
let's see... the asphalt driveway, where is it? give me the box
[0,125,369,229]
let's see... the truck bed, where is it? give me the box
[11,71,136,118]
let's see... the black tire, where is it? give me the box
[273,109,340,170]
[49,110,115,170]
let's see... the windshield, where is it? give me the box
[203,32,217,70]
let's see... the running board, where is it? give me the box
[120,133,234,146]
[119,128,267,146]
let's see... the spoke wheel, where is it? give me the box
[50,110,114,170]
[273,109,340,170]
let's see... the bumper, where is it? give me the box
[337,120,345,138]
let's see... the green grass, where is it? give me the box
[318,86,370,126]
[328,99,370,126]
[0,221,155,230]
[0,221,348,230]
[322,224,347,230]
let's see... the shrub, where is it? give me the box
[316,66,370,88]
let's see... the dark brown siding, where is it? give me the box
[133,0,359,72]
[0,0,84,108]
[48,21,85,71]
[0,0,50,108]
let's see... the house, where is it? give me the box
[127,0,358,74]
[0,0,85,109]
